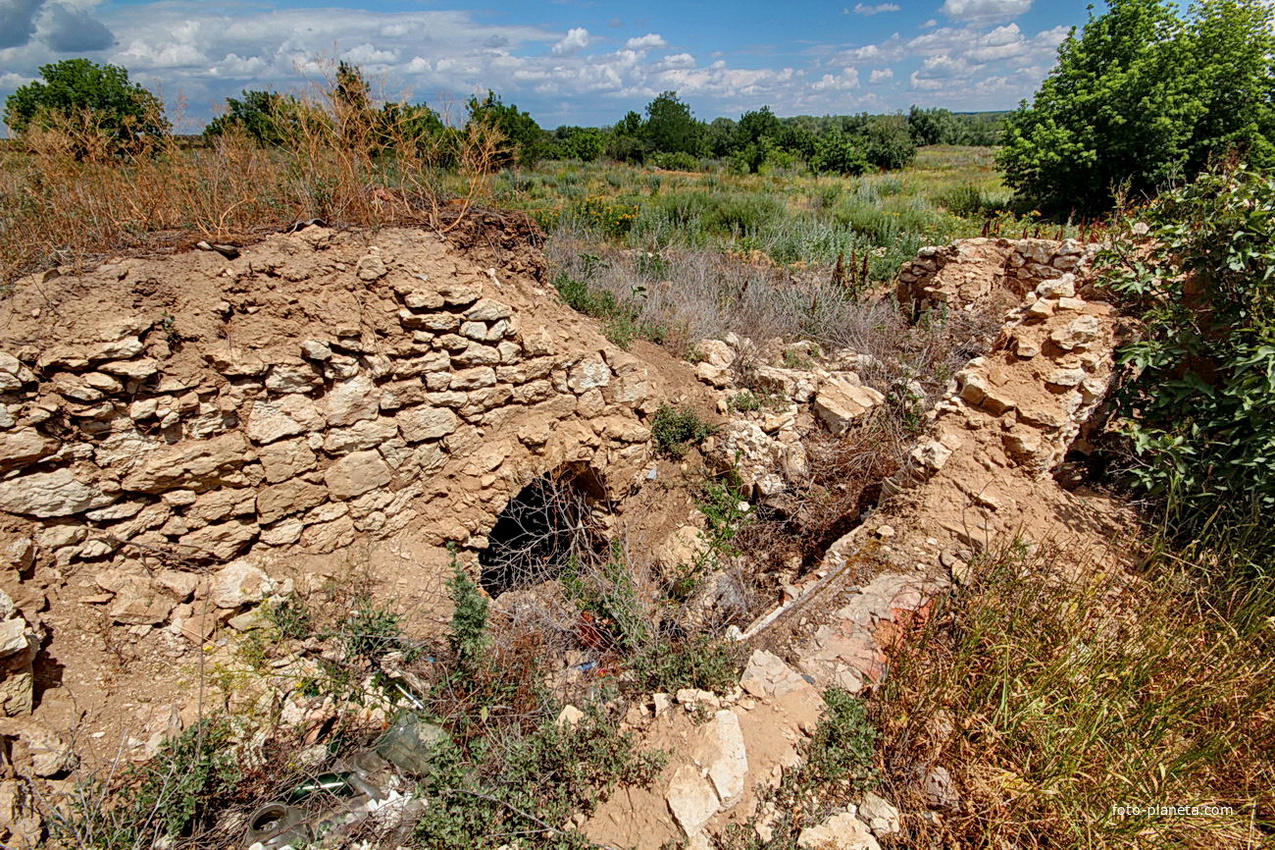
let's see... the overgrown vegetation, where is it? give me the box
[875,540,1275,847]
[1100,163,1275,548]
[50,721,241,848]
[0,61,503,286]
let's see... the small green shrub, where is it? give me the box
[696,473,753,562]
[631,635,744,695]
[650,404,715,458]
[805,687,878,787]
[55,720,240,848]
[447,546,490,674]
[651,151,699,171]
[412,709,664,849]
[717,687,880,848]
[938,183,991,217]
[341,596,406,663]
[782,349,813,370]
[571,194,639,238]
[553,272,666,349]
[267,591,312,640]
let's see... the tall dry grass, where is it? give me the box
[874,538,1275,848]
[0,86,503,288]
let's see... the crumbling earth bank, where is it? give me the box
[0,218,715,780]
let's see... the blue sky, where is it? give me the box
[0,0,1097,130]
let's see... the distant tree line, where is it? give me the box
[3,56,1009,177]
[201,77,1008,176]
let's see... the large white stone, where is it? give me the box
[701,710,749,806]
[857,792,901,837]
[740,649,815,699]
[798,810,880,850]
[813,379,885,435]
[0,468,115,518]
[210,561,276,609]
[666,764,719,838]
[567,357,611,393]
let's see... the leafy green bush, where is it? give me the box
[651,150,699,171]
[938,183,995,218]
[805,688,878,787]
[650,404,715,458]
[412,710,664,849]
[631,635,744,695]
[1100,163,1275,541]
[447,547,490,674]
[267,591,313,640]
[553,271,664,348]
[809,132,870,176]
[341,596,407,662]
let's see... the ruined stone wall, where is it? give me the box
[895,237,1098,316]
[0,222,683,662]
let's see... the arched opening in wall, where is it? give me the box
[479,463,609,597]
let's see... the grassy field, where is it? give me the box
[480,146,1032,280]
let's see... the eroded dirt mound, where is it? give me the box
[0,218,719,783]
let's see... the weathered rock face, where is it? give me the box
[0,221,686,641]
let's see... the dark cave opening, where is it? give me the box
[478,463,608,597]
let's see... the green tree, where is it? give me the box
[734,106,783,172]
[907,105,959,146]
[703,116,738,158]
[4,58,167,152]
[861,114,917,170]
[999,0,1275,215]
[556,126,606,161]
[465,90,545,167]
[809,131,869,176]
[643,91,703,156]
[376,101,446,154]
[607,114,650,163]
[204,90,305,146]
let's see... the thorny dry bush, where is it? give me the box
[0,75,504,288]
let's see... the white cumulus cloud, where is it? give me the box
[852,3,901,15]
[552,26,590,56]
[940,0,1032,23]
[869,67,893,83]
[624,33,666,50]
